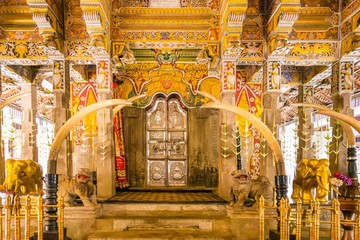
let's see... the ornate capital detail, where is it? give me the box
[27,0,63,53]
[227,12,246,28]
[277,12,298,29]
[80,0,110,54]
[83,10,102,29]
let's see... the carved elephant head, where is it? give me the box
[291,158,330,203]
[3,159,43,194]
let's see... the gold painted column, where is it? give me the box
[329,61,355,175]
[218,0,248,201]
[52,60,72,176]
[219,59,237,201]
[261,61,282,187]
[95,58,115,200]
[0,65,3,183]
[296,85,315,161]
[21,82,38,162]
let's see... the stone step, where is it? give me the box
[87,230,236,240]
[100,202,227,218]
[95,216,215,232]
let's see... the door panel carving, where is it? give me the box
[146,97,187,187]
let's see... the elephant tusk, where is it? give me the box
[292,103,358,146]
[48,95,146,174]
[201,99,285,176]
[0,92,31,110]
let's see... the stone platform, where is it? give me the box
[64,190,278,240]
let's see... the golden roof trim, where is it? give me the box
[115,7,213,16]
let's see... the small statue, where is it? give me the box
[58,168,97,207]
[291,158,330,203]
[230,169,273,207]
[1,159,43,194]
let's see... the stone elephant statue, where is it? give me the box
[2,159,43,194]
[291,158,330,203]
[230,169,273,207]
[58,168,97,207]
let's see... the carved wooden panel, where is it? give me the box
[123,107,146,188]
[188,108,220,188]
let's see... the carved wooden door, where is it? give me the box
[146,97,187,187]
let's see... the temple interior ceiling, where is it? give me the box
[0,0,359,123]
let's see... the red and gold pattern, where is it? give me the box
[235,69,263,176]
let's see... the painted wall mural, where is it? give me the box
[71,77,98,145]
[222,60,236,91]
[235,69,263,176]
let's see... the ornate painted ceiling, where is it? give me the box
[0,0,359,122]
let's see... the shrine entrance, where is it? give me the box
[145,97,188,187]
[122,95,220,190]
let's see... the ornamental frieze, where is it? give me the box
[342,20,353,38]
[111,30,209,41]
[1,29,43,41]
[129,41,206,49]
[341,34,360,57]
[67,40,109,58]
[0,41,61,58]
[342,0,360,22]
[301,0,338,11]
[114,62,219,107]
[287,42,338,60]
[112,1,219,10]
[288,28,338,40]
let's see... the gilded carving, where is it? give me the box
[112,42,136,68]
[111,30,209,41]
[267,61,281,91]
[288,43,338,59]
[340,61,355,92]
[0,41,61,58]
[240,42,264,60]
[342,0,360,21]
[96,59,110,90]
[289,28,338,40]
[291,158,331,203]
[242,26,264,40]
[342,20,352,38]
[196,44,220,70]
[222,60,237,91]
[53,60,65,91]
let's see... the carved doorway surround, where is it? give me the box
[146,96,188,187]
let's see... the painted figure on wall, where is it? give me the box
[223,61,236,90]
[268,62,281,90]
[97,60,109,89]
[53,61,64,90]
[341,62,354,91]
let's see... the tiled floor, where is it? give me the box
[105,190,227,203]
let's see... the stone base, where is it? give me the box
[30,229,71,240]
[64,205,100,240]
[269,229,296,240]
